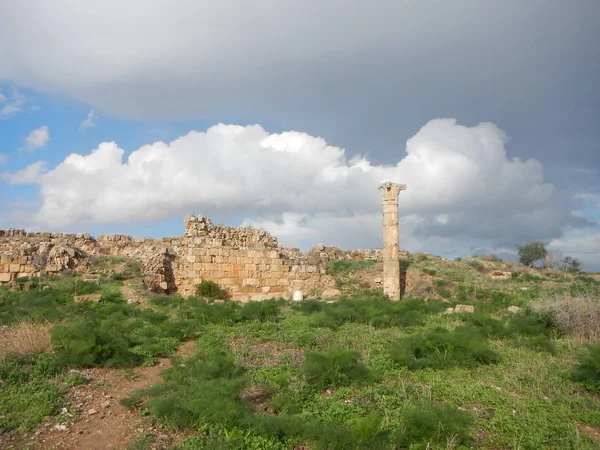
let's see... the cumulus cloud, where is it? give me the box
[21,126,49,152]
[4,119,584,251]
[79,110,97,132]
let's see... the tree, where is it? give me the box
[544,252,558,269]
[562,256,581,273]
[517,241,548,267]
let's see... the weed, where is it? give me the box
[308,290,445,330]
[396,403,474,447]
[534,293,600,340]
[572,344,600,393]
[390,326,501,369]
[303,348,371,390]
[0,353,64,432]
[240,299,285,322]
[0,320,52,360]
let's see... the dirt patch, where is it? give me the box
[1,340,197,450]
[229,338,304,367]
[120,284,150,307]
[240,387,277,414]
[576,423,600,442]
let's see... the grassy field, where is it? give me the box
[1,255,600,449]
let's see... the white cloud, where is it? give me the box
[21,126,50,152]
[0,153,7,165]
[0,89,25,117]
[79,110,97,132]
[2,161,47,184]
[549,228,600,271]
[3,119,581,253]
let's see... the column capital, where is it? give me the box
[379,182,407,202]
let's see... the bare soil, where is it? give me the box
[1,341,196,450]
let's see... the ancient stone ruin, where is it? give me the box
[0,216,383,301]
[379,182,406,300]
[1,182,410,300]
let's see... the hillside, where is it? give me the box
[1,254,600,449]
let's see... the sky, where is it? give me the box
[0,0,599,270]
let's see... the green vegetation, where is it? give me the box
[0,353,65,432]
[517,241,548,267]
[1,256,600,448]
[326,260,376,276]
[196,279,230,301]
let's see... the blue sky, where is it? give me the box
[1,0,599,270]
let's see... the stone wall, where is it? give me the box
[0,216,383,300]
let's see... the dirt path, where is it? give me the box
[4,341,196,450]
[7,342,195,450]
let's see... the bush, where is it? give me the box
[390,326,500,370]
[303,348,371,390]
[240,299,285,322]
[51,303,183,367]
[535,294,600,340]
[308,291,446,330]
[465,259,486,273]
[396,404,473,447]
[572,344,600,393]
[196,280,229,301]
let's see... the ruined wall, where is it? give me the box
[0,216,382,300]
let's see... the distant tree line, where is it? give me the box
[517,241,581,272]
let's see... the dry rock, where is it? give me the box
[320,288,342,300]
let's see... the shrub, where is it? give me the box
[465,259,486,273]
[535,293,600,340]
[196,280,229,301]
[309,291,445,330]
[240,299,285,322]
[123,350,250,429]
[51,303,183,367]
[396,403,474,447]
[0,320,52,360]
[303,348,371,390]
[572,344,600,393]
[422,268,437,276]
[390,326,500,370]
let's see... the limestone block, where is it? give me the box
[292,291,304,301]
[262,286,271,293]
[0,273,12,282]
[321,288,342,300]
[507,306,521,313]
[454,304,475,313]
[9,263,20,272]
[186,255,196,263]
[269,250,279,258]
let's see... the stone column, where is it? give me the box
[379,182,407,300]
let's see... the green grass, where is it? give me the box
[326,260,377,276]
[0,353,67,432]
[2,262,600,448]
